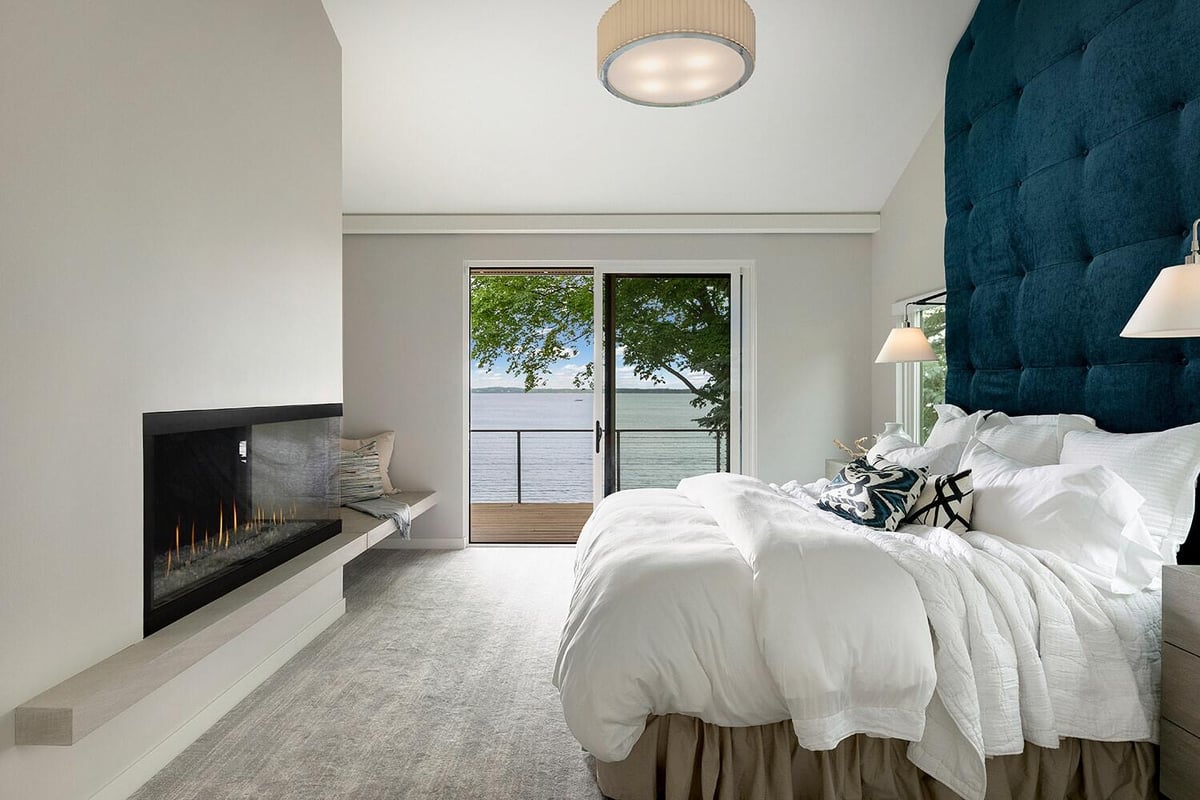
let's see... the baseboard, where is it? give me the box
[372,536,465,550]
[89,594,346,800]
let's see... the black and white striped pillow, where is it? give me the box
[906,469,973,533]
[872,455,973,533]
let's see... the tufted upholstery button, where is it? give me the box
[1081,147,1090,157]
[1176,101,1187,111]
[1080,42,1088,52]
[1015,86,1024,97]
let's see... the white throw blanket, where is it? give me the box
[554,473,1160,800]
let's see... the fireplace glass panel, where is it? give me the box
[145,407,341,634]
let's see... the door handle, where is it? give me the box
[595,420,603,454]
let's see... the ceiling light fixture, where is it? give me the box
[597,0,756,108]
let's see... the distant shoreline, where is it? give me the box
[471,387,692,394]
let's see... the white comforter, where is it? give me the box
[553,473,1160,800]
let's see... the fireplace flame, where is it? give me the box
[162,498,314,579]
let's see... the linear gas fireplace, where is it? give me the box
[143,404,342,635]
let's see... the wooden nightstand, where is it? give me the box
[1162,565,1200,799]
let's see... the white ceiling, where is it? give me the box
[322,0,979,215]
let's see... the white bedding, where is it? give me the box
[553,473,1160,800]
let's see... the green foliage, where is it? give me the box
[469,275,594,392]
[469,274,731,431]
[613,277,731,431]
[918,306,947,441]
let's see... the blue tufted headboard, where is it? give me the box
[943,0,1200,435]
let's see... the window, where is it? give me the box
[895,298,947,443]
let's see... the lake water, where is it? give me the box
[470,391,727,502]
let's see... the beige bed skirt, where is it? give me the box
[594,715,1157,800]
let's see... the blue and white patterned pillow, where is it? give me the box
[818,457,927,531]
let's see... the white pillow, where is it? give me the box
[961,439,1162,594]
[869,435,965,475]
[1007,412,1097,426]
[925,406,1005,449]
[975,413,1097,466]
[932,403,970,421]
[1060,422,1200,564]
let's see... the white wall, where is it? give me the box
[869,113,949,434]
[0,3,342,797]
[344,233,874,542]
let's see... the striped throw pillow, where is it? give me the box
[339,443,385,504]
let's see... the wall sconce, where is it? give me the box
[1122,219,1200,338]
[875,290,947,363]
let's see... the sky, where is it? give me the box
[470,341,710,391]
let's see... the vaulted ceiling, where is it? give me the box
[322,0,979,214]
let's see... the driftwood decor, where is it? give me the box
[832,437,874,461]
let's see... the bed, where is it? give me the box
[553,464,1166,800]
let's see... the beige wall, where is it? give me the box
[869,113,949,434]
[0,3,342,797]
[343,233,875,542]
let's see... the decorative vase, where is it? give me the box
[881,422,906,438]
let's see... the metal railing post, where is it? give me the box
[515,430,522,504]
[615,430,621,491]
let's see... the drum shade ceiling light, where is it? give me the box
[598,0,756,107]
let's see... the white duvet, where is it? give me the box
[553,473,1160,800]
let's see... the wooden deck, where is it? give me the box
[470,502,593,544]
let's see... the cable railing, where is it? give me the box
[469,427,729,503]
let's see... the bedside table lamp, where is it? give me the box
[875,290,946,363]
[1122,218,1200,338]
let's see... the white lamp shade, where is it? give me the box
[1121,263,1200,338]
[875,327,937,363]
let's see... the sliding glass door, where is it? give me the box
[598,273,737,496]
[468,263,747,543]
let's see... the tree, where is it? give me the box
[469,275,731,431]
[918,306,947,440]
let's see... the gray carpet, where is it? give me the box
[131,547,603,800]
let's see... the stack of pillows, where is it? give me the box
[817,405,1200,594]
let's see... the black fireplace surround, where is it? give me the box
[143,404,343,635]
